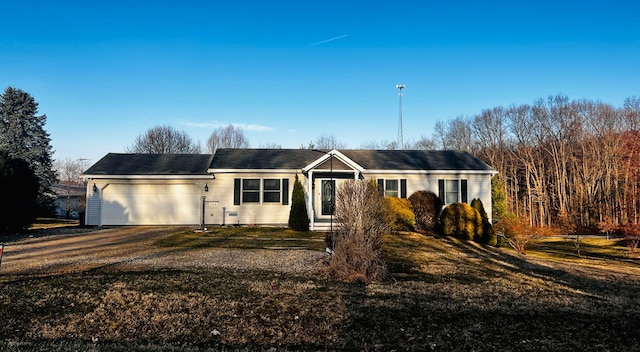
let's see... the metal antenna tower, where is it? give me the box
[396,84,405,149]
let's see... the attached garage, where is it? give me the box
[83,153,214,226]
[100,183,202,225]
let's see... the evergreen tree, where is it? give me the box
[0,151,39,232]
[491,175,508,224]
[471,198,497,246]
[288,174,309,231]
[0,87,56,214]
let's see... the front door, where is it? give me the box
[321,180,335,215]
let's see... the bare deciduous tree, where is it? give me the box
[429,93,640,232]
[207,125,250,153]
[309,132,345,150]
[54,158,91,219]
[127,125,201,154]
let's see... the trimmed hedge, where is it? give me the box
[384,197,415,231]
[439,202,483,240]
[408,190,442,233]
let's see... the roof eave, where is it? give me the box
[83,174,214,180]
[364,169,498,175]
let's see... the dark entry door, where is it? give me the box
[321,180,335,215]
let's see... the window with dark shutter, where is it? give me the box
[263,179,281,203]
[438,179,445,204]
[400,179,407,198]
[242,179,260,203]
[377,179,384,197]
[461,179,468,203]
[282,178,289,205]
[233,179,241,205]
[385,179,399,197]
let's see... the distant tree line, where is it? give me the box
[432,94,640,231]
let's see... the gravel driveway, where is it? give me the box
[1,226,328,276]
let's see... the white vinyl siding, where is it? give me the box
[210,173,293,226]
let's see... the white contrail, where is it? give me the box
[182,121,272,131]
[309,34,348,47]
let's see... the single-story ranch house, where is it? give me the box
[82,149,497,230]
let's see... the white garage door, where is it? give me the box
[102,183,201,225]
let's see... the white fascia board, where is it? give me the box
[82,174,214,180]
[206,168,299,174]
[365,169,498,175]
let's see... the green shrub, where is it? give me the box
[471,198,497,246]
[384,197,415,231]
[439,202,483,240]
[408,190,442,233]
[288,174,309,231]
[491,175,508,224]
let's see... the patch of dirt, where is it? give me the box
[1,226,328,276]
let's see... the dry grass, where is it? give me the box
[155,227,326,251]
[1,225,640,351]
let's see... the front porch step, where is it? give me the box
[311,221,338,232]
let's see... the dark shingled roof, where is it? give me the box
[339,150,494,171]
[84,150,495,175]
[209,149,495,171]
[208,149,325,169]
[84,153,214,175]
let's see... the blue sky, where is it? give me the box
[1,0,639,163]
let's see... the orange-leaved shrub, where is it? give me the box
[494,215,558,254]
[383,197,415,232]
[618,223,640,252]
[324,179,390,282]
[439,202,483,240]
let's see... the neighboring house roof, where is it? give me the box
[209,149,496,172]
[51,184,86,197]
[83,153,214,176]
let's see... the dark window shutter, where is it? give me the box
[282,178,289,205]
[377,179,384,197]
[438,179,445,204]
[400,179,407,198]
[461,179,468,203]
[233,178,241,205]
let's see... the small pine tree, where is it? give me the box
[471,198,497,246]
[288,174,309,231]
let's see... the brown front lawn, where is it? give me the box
[1,225,639,351]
